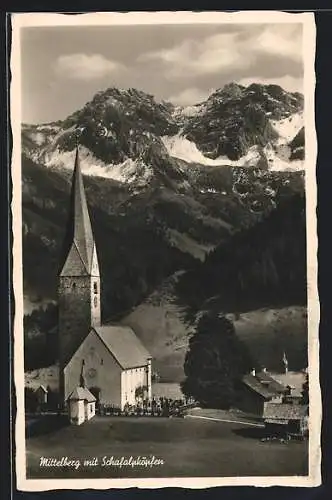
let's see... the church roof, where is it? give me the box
[68,386,96,402]
[60,147,95,277]
[93,325,152,369]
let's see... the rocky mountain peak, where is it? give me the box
[22,82,304,177]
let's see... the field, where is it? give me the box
[26,415,308,479]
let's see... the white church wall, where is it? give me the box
[64,329,122,407]
[147,359,152,399]
[121,366,149,408]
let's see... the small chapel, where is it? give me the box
[58,146,152,412]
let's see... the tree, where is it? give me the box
[135,385,148,401]
[181,312,254,409]
[25,387,38,413]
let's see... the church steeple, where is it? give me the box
[58,146,101,403]
[60,147,96,277]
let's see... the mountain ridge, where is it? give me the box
[22,82,304,176]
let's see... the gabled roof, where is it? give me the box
[264,403,308,421]
[256,371,286,394]
[68,386,96,402]
[60,147,95,277]
[93,325,151,370]
[36,384,48,393]
[242,371,287,399]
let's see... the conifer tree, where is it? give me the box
[181,312,254,409]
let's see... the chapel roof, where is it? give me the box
[93,325,152,370]
[67,386,96,402]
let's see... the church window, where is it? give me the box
[94,296,98,307]
[94,282,98,294]
[100,358,103,366]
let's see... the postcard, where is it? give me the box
[10,10,321,490]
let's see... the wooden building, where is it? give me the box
[35,385,48,407]
[263,402,309,438]
[237,369,287,417]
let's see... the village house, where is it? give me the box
[272,369,307,405]
[237,368,288,417]
[263,402,309,439]
[58,146,152,415]
[35,385,48,408]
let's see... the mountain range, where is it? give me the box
[21,82,307,380]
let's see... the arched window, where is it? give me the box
[94,296,98,307]
[93,282,98,294]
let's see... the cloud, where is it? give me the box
[168,87,214,106]
[138,33,249,79]
[138,24,303,82]
[54,53,124,80]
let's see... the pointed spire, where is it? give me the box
[282,351,288,374]
[79,359,86,388]
[60,146,95,276]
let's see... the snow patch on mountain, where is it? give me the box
[162,110,304,171]
[271,112,303,145]
[43,146,154,185]
[172,104,204,119]
[264,145,304,172]
[162,134,303,171]
[161,134,232,166]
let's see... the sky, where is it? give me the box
[20,23,304,124]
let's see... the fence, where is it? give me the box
[96,397,197,418]
[25,394,197,419]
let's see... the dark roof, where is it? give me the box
[60,147,96,277]
[256,371,287,393]
[93,325,151,370]
[264,403,308,421]
[68,386,96,402]
[242,371,287,399]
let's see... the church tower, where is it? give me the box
[58,147,101,402]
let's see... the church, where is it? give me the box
[58,146,152,410]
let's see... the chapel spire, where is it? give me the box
[60,146,96,276]
[79,360,86,388]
